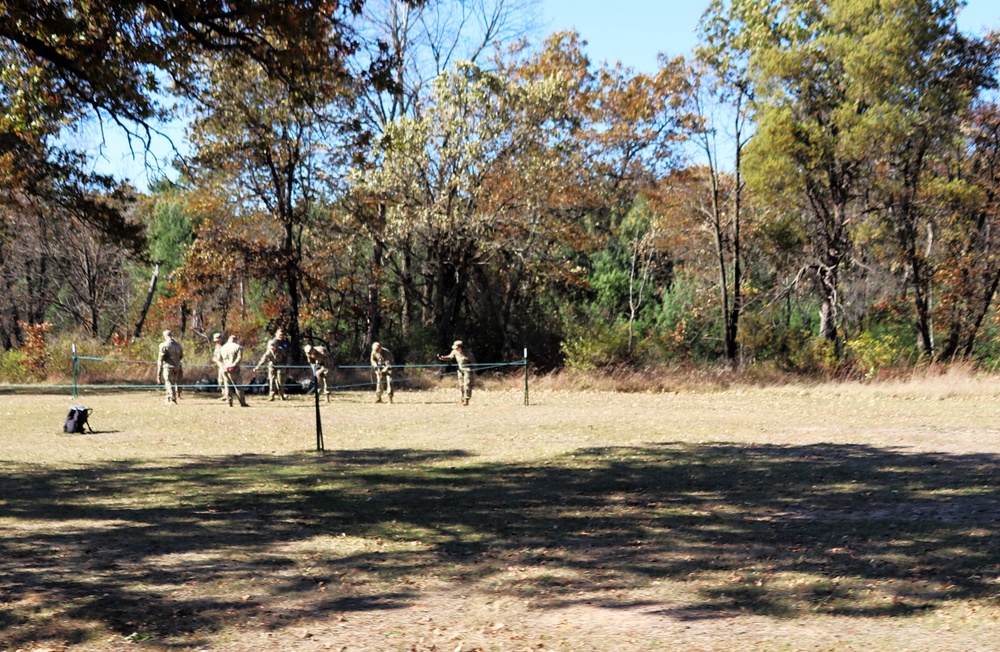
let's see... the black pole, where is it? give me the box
[523,347,529,406]
[312,364,324,452]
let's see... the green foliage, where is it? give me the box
[143,181,194,275]
[0,349,33,383]
[847,332,903,378]
[791,336,838,375]
[589,249,631,318]
[560,317,633,371]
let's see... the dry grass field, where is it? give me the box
[2,373,999,651]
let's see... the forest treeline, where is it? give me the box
[2,0,999,378]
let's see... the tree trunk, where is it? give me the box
[133,263,159,338]
[363,231,384,360]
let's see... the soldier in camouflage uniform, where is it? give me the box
[303,344,331,403]
[211,332,228,400]
[219,334,249,407]
[370,341,394,404]
[438,340,473,405]
[157,329,184,405]
[254,328,290,401]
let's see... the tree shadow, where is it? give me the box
[0,442,997,647]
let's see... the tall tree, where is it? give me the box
[180,50,357,355]
[353,0,538,352]
[935,100,1000,359]
[1,0,407,244]
[689,0,757,366]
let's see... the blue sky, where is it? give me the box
[89,0,1000,187]
[539,0,999,73]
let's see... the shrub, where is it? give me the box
[560,319,633,370]
[0,349,32,383]
[847,331,902,378]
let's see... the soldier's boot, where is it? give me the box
[461,398,469,406]
[268,395,276,402]
[325,392,331,404]
[375,395,382,403]
[388,394,393,404]
[228,397,234,407]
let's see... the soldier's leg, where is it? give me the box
[319,369,330,402]
[276,368,286,399]
[386,372,393,403]
[267,367,277,400]
[167,368,180,403]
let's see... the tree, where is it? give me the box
[934,100,1000,359]
[353,0,539,352]
[687,0,758,366]
[1,0,409,246]
[842,1,996,358]
[178,49,357,355]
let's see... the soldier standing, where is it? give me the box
[254,328,290,401]
[370,342,394,404]
[211,332,228,400]
[437,340,473,405]
[304,344,332,403]
[157,329,184,405]
[219,334,249,407]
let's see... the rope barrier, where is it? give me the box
[3,350,530,401]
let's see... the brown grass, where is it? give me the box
[1,381,998,651]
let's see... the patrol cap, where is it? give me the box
[453,340,463,348]
[163,329,172,338]
[275,328,285,337]
[372,341,380,349]
[303,344,313,353]
[212,332,222,341]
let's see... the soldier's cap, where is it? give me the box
[372,341,380,349]
[163,329,172,338]
[303,344,312,352]
[228,334,238,341]
[275,328,285,337]
[453,340,463,348]
[212,332,222,341]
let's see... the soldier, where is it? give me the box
[157,329,184,405]
[370,341,394,404]
[304,344,331,403]
[437,340,473,405]
[254,328,290,401]
[211,332,228,400]
[219,334,249,407]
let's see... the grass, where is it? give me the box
[1,383,999,650]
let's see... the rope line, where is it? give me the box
[73,356,525,371]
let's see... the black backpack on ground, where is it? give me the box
[64,406,94,434]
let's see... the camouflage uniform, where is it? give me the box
[438,340,473,405]
[212,333,228,399]
[219,335,249,407]
[157,330,184,405]
[255,329,290,401]
[370,342,394,403]
[304,344,331,403]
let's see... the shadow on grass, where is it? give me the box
[0,443,998,647]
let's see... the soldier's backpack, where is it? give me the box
[63,406,94,434]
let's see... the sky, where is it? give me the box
[89,0,1000,188]
[539,0,999,73]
